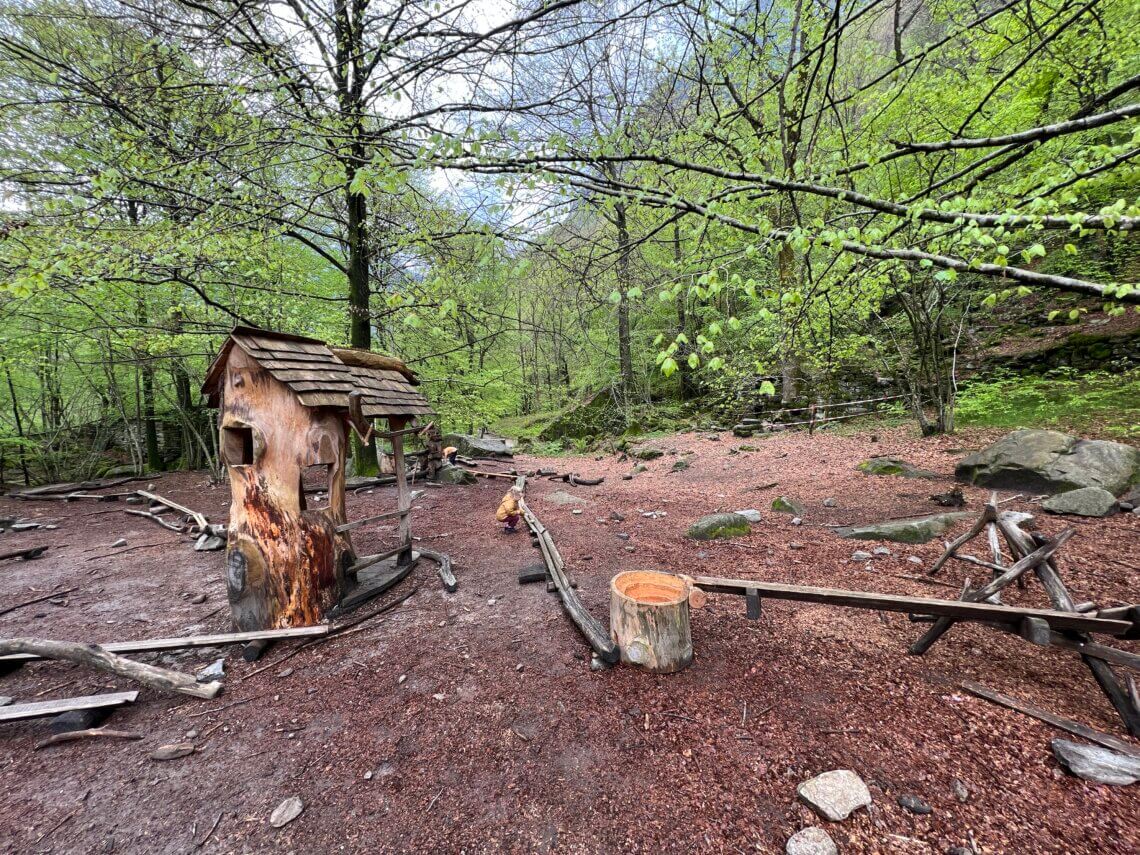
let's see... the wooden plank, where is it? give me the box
[336,507,410,533]
[0,625,329,663]
[690,576,1132,636]
[960,680,1140,757]
[349,540,414,574]
[0,691,139,723]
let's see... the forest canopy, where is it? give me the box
[0,0,1137,479]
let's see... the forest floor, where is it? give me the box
[0,425,1138,853]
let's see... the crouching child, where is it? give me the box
[496,486,523,533]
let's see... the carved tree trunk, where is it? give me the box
[610,571,693,673]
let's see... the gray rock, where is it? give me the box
[872,546,891,556]
[1051,738,1140,785]
[670,459,690,472]
[435,463,476,485]
[851,551,872,561]
[835,512,972,544]
[951,778,969,802]
[1121,484,1140,506]
[631,447,664,460]
[956,429,1139,494]
[791,516,803,526]
[194,534,226,552]
[196,658,225,682]
[772,496,804,515]
[796,769,872,821]
[609,511,625,522]
[785,826,838,855]
[111,538,127,548]
[615,532,630,541]
[0,696,12,706]
[442,433,512,458]
[546,490,585,506]
[735,509,763,523]
[907,555,925,566]
[1041,487,1118,517]
[687,513,752,541]
[822,498,837,507]
[269,796,304,828]
[150,743,195,761]
[897,794,932,814]
[858,456,936,478]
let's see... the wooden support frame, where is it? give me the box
[745,588,761,620]
[389,416,414,567]
[0,691,139,723]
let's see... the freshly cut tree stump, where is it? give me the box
[610,571,694,673]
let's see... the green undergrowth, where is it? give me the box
[956,368,1140,439]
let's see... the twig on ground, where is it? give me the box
[34,728,142,750]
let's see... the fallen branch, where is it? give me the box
[0,545,49,562]
[34,728,143,750]
[0,587,76,617]
[125,509,185,533]
[134,490,208,532]
[419,549,457,592]
[0,638,222,699]
[562,473,604,487]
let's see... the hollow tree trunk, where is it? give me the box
[610,571,693,673]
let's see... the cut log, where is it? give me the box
[242,639,275,662]
[610,571,692,673]
[0,639,222,699]
[419,549,457,593]
[0,625,329,663]
[0,691,138,723]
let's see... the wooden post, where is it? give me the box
[610,571,693,673]
[390,417,412,566]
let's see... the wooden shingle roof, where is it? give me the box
[203,327,432,417]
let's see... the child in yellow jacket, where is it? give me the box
[496,486,522,533]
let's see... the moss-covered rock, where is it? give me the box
[631,447,664,460]
[835,512,972,544]
[687,513,752,540]
[771,496,804,515]
[857,457,935,478]
[436,463,477,485]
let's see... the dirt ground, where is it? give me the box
[1,425,1138,854]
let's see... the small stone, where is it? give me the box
[897,794,932,814]
[397,674,407,684]
[851,551,873,561]
[0,696,12,706]
[873,546,891,556]
[950,778,969,803]
[150,743,195,761]
[111,538,127,548]
[1120,501,1134,512]
[571,508,582,515]
[196,658,225,682]
[616,533,630,541]
[277,668,294,678]
[589,655,611,672]
[609,511,625,521]
[269,796,304,828]
[788,542,804,550]
[363,770,373,780]
[624,545,636,553]
[907,556,924,566]
[791,517,802,526]
[432,693,445,701]
[796,769,872,821]
[785,826,838,855]
[487,598,496,606]
[622,474,633,480]
[194,534,226,552]
[185,729,199,739]
[515,664,524,672]
[188,592,207,604]
[306,687,317,695]
[822,498,837,508]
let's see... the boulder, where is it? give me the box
[735,509,763,523]
[1051,738,1140,785]
[1041,487,1118,518]
[835,512,972,544]
[687,513,752,541]
[786,827,838,855]
[631,447,664,460]
[435,464,476,485]
[442,433,513,459]
[772,496,804,515]
[796,769,872,821]
[956,429,1139,494]
[857,457,935,478]
[545,490,585,506]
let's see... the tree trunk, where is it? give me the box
[610,571,693,673]
[5,365,30,486]
[614,201,634,399]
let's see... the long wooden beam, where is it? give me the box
[0,691,139,723]
[0,625,329,663]
[691,576,1133,636]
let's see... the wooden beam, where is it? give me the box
[419,548,457,593]
[349,540,413,575]
[960,680,1140,757]
[0,625,328,663]
[134,489,208,532]
[690,576,1132,636]
[390,418,413,567]
[0,691,138,723]
[336,507,410,533]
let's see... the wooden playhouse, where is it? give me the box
[202,327,432,630]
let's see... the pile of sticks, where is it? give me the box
[918,494,1140,736]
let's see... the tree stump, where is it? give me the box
[610,571,694,673]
